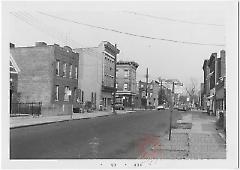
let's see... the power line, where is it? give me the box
[123,11,224,27]
[38,11,225,47]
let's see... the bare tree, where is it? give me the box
[185,78,199,104]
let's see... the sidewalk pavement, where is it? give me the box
[10,110,136,129]
[141,112,226,159]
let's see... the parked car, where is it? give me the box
[115,103,124,110]
[157,105,165,110]
[178,104,187,111]
[173,105,179,110]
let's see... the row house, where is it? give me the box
[202,50,226,119]
[74,41,120,111]
[116,60,139,108]
[10,42,80,116]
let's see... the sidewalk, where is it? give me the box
[142,112,226,159]
[10,110,136,129]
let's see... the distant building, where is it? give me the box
[148,80,160,108]
[200,83,204,109]
[10,42,80,116]
[202,59,210,110]
[74,41,120,111]
[116,60,139,108]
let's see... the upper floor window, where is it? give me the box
[55,85,59,101]
[69,64,72,78]
[124,83,128,90]
[124,70,129,77]
[75,66,78,79]
[56,60,60,76]
[63,63,67,77]
[116,83,118,89]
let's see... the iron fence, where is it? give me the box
[10,102,42,117]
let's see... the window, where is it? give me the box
[63,63,67,77]
[74,87,77,102]
[56,60,60,76]
[75,66,78,79]
[116,83,118,89]
[55,85,59,101]
[69,64,72,78]
[124,70,129,77]
[64,86,70,101]
[124,83,128,90]
[81,91,84,102]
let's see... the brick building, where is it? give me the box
[10,42,80,116]
[202,59,210,110]
[207,53,217,115]
[215,50,226,125]
[202,50,226,120]
[74,41,119,111]
[116,60,139,108]
[137,80,161,109]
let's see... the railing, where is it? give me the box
[10,102,42,117]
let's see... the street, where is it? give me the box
[10,110,181,159]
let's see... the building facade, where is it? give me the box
[74,47,102,110]
[208,53,217,115]
[215,50,226,125]
[74,41,119,111]
[116,61,139,108]
[202,59,210,110]
[202,50,226,123]
[10,42,80,116]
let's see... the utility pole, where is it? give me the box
[160,79,163,105]
[169,82,175,140]
[145,68,149,109]
[112,44,117,114]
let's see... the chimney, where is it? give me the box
[10,43,15,48]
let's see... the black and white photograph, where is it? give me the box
[1,0,239,169]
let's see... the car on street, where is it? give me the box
[157,105,165,110]
[115,103,124,110]
[177,104,188,111]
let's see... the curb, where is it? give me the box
[10,113,114,129]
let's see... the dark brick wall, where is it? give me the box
[11,45,79,116]
[11,46,53,104]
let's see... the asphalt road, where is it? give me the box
[10,110,181,159]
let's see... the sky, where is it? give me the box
[6,1,228,91]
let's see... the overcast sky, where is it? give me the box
[7,1,229,90]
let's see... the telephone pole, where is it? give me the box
[145,68,149,109]
[169,82,175,140]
